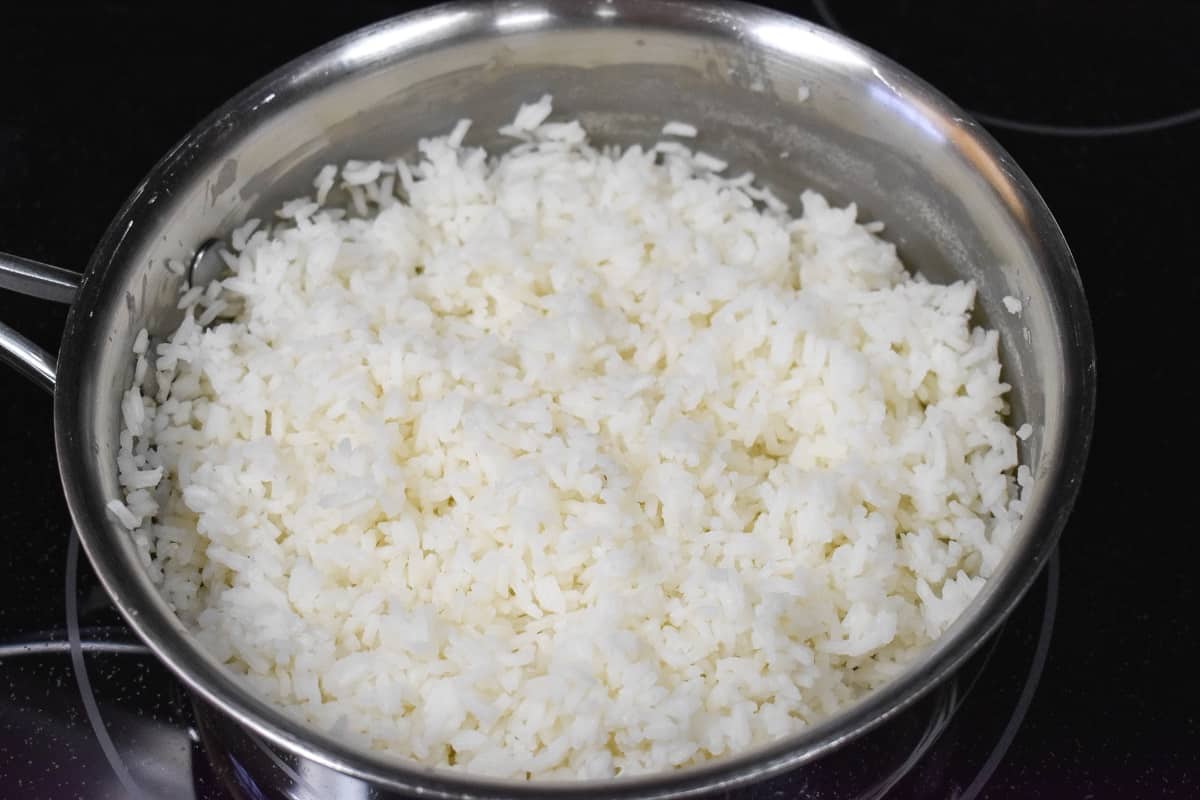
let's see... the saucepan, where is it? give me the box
[0,1,1095,797]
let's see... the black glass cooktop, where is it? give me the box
[2,2,1197,798]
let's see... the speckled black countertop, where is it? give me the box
[1,2,1197,798]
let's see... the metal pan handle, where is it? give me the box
[0,251,82,393]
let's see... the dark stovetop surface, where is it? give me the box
[1,2,1198,798]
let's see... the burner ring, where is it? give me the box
[812,0,1200,138]
[65,529,149,800]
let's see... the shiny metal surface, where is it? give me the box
[191,672,964,800]
[0,251,81,304]
[0,320,58,394]
[0,0,1094,797]
[0,253,79,392]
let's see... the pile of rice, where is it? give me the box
[110,96,1031,779]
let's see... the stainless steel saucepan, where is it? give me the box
[0,2,1095,797]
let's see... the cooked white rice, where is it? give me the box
[661,120,698,138]
[113,96,1028,779]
